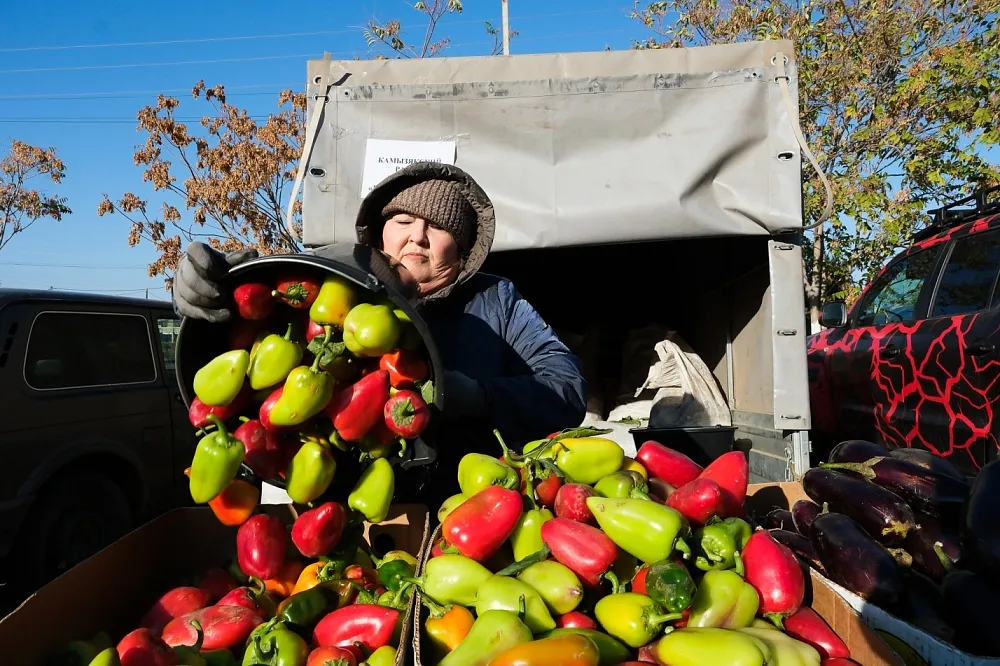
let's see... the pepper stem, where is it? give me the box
[188,619,205,652]
[402,575,424,591]
[495,545,551,578]
[205,414,230,439]
[765,613,787,630]
[733,552,745,577]
[818,461,877,480]
[283,323,294,340]
[647,611,685,628]
[310,353,323,373]
[493,429,525,468]
[323,325,332,344]
[674,538,692,560]
[420,593,449,618]
[602,570,624,595]
[933,542,954,571]
[516,594,527,623]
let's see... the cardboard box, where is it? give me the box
[747,482,997,666]
[0,504,430,666]
[412,491,904,666]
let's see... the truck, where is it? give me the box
[295,39,816,482]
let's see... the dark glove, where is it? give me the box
[173,241,258,323]
[442,370,487,421]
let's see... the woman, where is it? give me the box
[174,162,587,500]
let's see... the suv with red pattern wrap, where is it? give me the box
[808,186,1000,476]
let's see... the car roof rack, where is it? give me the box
[913,185,1000,243]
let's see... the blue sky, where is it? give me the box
[0,0,646,301]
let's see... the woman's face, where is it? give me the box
[381,213,461,295]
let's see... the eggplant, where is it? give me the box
[769,528,825,573]
[962,458,1000,580]
[802,468,916,545]
[889,447,969,484]
[897,577,955,644]
[820,455,969,519]
[763,508,794,531]
[904,510,962,582]
[791,500,823,536]
[810,512,905,608]
[828,439,889,464]
[942,570,1000,657]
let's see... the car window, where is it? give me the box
[157,316,181,375]
[24,312,156,390]
[931,230,1000,317]
[856,248,940,326]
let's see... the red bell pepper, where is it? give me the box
[160,604,262,651]
[306,318,327,343]
[139,586,212,638]
[234,283,276,320]
[259,387,290,433]
[636,441,703,488]
[822,660,861,666]
[198,568,238,602]
[189,384,251,429]
[541,517,618,587]
[237,514,287,580]
[631,565,650,594]
[531,468,562,508]
[554,483,596,524]
[442,485,523,562]
[326,370,391,442]
[313,604,400,652]
[216,586,268,620]
[379,350,429,388]
[742,529,805,626]
[383,389,430,438]
[430,538,449,558]
[292,501,347,558]
[308,646,359,666]
[698,451,749,518]
[784,607,851,659]
[234,418,285,479]
[228,318,264,351]
[116,628,178,666]
[558,612,597,630]
[665,478,726,526]
[273,275,321,309]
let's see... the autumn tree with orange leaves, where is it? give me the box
[630,0,1000,320]
[1,140,70,253]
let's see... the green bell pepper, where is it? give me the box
[585,497,690,564]
[644,559,697,613]
[376,558,414,592]
[241,620,309,666]
[739,624,821,666]
[516,560,583,615]
[275,580,357,634]
[189,415,246,504]
[510,508,553,562]
[409,553,493,607]
[348,457,395,523]
[343,303,402,357]
[193,349,250,406]
[248,324,303,390]
[593,592,683,648]
[269,357,335,427]
[694,517,752,572]
[437,493,467,523]
[284,439,336,505]
[203,649,239,666]
[458,453,520,496]
[475,575,556,634]
[687,569,760,630]
[364,645,398,666]
[552,437,624,485]
[594,470,650,500]
[654,628,771,666]
[86,648,121,666]
[438,609,533,666]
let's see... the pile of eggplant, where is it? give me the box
[757,440,1000,658]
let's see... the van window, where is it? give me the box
[931,230,1000,317]
[856,248,940,326]
[157,316,181,375]
[24,312,156,390]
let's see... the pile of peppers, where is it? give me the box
[49,495,418,666]
[414,431,861,666]
[186,270,435,512]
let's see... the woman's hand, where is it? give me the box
[174,242,258,322]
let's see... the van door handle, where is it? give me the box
[967,343,995,356]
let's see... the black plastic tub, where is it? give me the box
[175,244,444,490]
[629,425,737,467]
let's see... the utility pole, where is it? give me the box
[501,0,510,55]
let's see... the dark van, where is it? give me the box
[0,289,195,601]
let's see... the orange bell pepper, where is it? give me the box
[487,634,600,666]
[423,596,475,655]
[291,560,342,596]
[264,560,305,598]
[208,478,260,527]
[621,457,648,480]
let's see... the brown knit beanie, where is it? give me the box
[380,179,477,256]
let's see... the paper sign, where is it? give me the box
[360,139,457,196]
[260,482,293,505]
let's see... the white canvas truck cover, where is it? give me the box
[297,39,806,249]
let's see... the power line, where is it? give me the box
[0,9,623,54]
[0,83,301,102]
[0,261,149,269]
